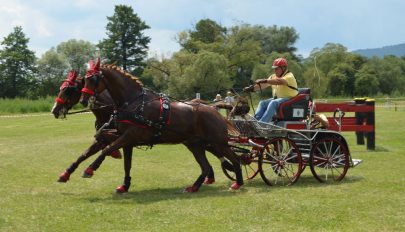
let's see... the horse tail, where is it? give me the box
[225,119,240,137]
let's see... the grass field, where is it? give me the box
[0,108,404,231]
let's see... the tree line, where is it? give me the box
[1,5,405,100]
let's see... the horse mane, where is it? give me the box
[101,64,143,87]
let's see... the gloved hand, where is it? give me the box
[243,85,254,92]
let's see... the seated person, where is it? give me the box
[244,57,298,122]
[213,93,222,111]
[224,91,235,117]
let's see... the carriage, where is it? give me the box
[222,88,362,186]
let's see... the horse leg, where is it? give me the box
[183,142,211,193]
[206,146,235,172]
[209,144,244,190]
[58,140,104,182]
[82,135,129,178]
[116,146,133,194]
[204,165,215,185]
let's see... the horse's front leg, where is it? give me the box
[183,142,212,193]
[116,146,133,193]
[82,135,128,178]
[58,140,104,182]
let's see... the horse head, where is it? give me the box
[51,70,84,119]
[80,58,106,107]
[80,58,143,108]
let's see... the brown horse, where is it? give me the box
[79,59,243,192]
[52,71,226,193]
[51,70,123,183]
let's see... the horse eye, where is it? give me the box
[64,87,75,96]
[90,76,98,84]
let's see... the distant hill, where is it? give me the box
[352,43,405,58]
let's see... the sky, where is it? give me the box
[1,0,405,58]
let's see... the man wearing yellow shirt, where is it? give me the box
[246,58,298,122]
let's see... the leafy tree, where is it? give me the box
[142,51,197,93]
[376,56,404,95]
[167,51,231,99]
[244,24,299,57]
[223,25,262,89]
[327,63,357,96]
[342,53,367,96]
[354,65,379,96]
[307,43,349,77]
[143,56,173,91]
[98,5,150,75]
[36,48,70,97]
[302,66,328,98]
[56,39,97,75]
[0,26,36,98]
[178,19,226,53]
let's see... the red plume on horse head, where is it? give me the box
[60,70,78,89]
[86,57,101,78]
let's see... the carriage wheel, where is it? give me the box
[258,137,303,186]
[222,148,260,181]
[309,137,349,183]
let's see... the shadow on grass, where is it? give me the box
[369,146,390,152]
[83,183,240,205]
[82,173,364,205]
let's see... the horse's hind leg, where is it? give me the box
[58,140,104,182]
[206,146,235,172]
[116,146,133,193]
[184,142,212,193]
[209,145,244,190]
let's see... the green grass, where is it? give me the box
[0,97,86,115]
[0,109,404,231]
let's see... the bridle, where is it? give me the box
[55,78,80,105]
[82,72,103,97]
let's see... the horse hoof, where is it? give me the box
[110,150,122,159]
[229,182,241,191]
[82,168,94,178]
[116,185,128,194]
[183,185,199,193]
[203,177,215,185]
[58,171,70,182]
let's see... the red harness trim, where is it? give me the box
[81,88,95,96]
[55,98,65,104]
[118,120,147,128]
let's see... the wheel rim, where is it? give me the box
[310,137,349,183]
[259,137,303,186]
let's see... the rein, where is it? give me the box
[67,109,92,115]
[66,104,114,115]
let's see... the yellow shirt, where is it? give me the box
[268,71,298,98]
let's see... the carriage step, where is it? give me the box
[351,159,363,167]
[295,143,310,146]
[301,154,310,159]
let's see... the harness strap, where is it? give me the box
[287,84,298,91]
[114,93,171,147]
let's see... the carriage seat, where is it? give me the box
[275,88,311,121]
